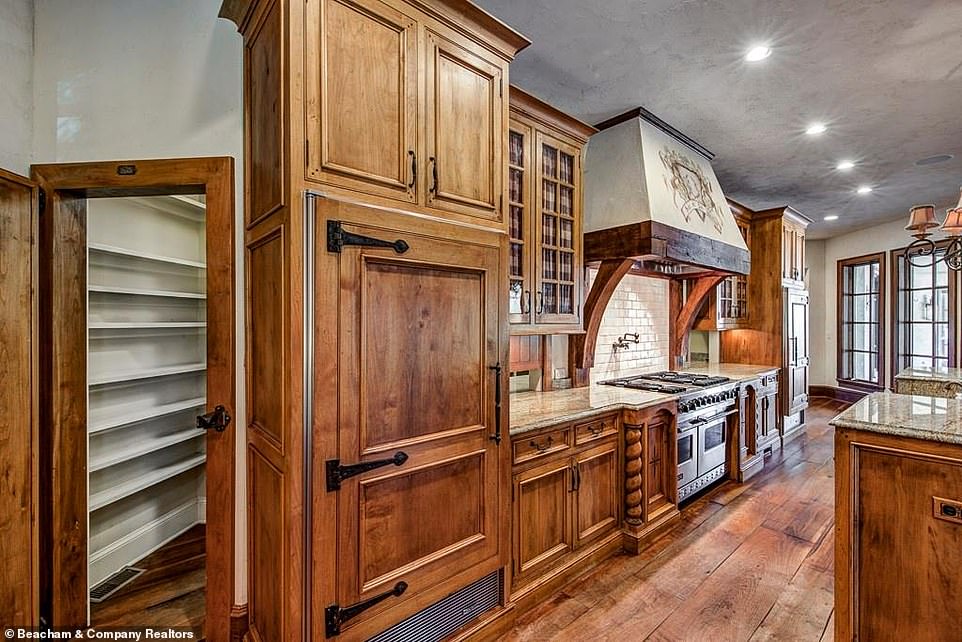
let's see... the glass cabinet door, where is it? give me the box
[508,122,532,325]
[535,132,581,325]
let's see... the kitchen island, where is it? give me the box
[831,392,962,640]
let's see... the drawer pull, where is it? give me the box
[530,436,554,453]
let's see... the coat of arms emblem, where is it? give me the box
[659,148,725,233]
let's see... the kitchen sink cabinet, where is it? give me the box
[507,88,595,333]
[738,372,779,481]
[510,414,621,592]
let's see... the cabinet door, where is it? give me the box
[573,440,620,547]
[786,290,809,413]
[424,28,504,223]
[534,132,582,325]
[305,0,419,202]
[330,209,503,630]
[507,120,533,324]
[795,229,806,283]
[645,410,673,514]
[513,457,573,583]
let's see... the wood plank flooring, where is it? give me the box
[90,523,205,636]
[498,398,848,642]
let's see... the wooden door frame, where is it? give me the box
[32,157,236,639]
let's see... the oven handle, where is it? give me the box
[679,407,738,431]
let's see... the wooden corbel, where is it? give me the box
[568,258,635,387]
[669,275,726,365]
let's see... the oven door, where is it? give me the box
[697,415,728,476]
[677,426,698,489]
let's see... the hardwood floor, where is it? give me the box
[90,523,205,636]
[498,397,848,642]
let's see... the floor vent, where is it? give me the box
[89,566,145,603]
[368,570,502,642]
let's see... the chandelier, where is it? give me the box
[905,187,962,270]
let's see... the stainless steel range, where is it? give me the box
[600,371,740,501]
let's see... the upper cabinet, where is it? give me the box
[508,88,595,333]
[781,215,807,286]
[696,210,751,331]
[305,0,520,228]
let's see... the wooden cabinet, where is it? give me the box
[737,372,779,481]
[223,0,528,638]
[622,403,679,554]
[782,218,806,286]
[510,415,620,590]
[305,0,520,228]
[835,427,962,641]
[720,203,812,444]
[508,88,595,332]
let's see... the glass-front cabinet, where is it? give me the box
[508,87,594,333]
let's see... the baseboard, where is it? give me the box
[809,385,868,404]
[89,499,202,587]
[230,604,249,642]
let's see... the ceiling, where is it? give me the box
[475,0,962,239]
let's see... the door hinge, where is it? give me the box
[327,220,410,254]
[325,582,408,637]
[197,405,232,433]
[325,451,408,491]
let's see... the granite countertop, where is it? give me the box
[830,392,962,446]
[895,366,962,382]
[510,363,780,436]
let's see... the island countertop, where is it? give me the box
[510,363,779,436]
[830,391,962,446]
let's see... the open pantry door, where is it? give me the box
[0,168,41,629]
[31,158,236,641]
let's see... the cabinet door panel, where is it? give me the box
[330,206,503,629]
[513,458,572,581]
[425,29,503,223]
[507,119,533,324]
[645,413,672,512]
[574,441,619,546]
[306,0,418,202]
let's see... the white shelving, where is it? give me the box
[86,195,208,590]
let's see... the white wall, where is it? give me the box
[32,0,247,602]
[0,0,34,174]
[809,216,953,388]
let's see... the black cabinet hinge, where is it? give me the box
[327,220,410,254]
[325,582,407,637]
[326,451,408,491]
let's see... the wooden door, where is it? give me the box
[854,448,962,639]
[513,457,572,583]
[0,169,39,627]
[332,212,504,633]
[644,411,673,516]
[507,119,533,325]
[305,0,419,203]
[424,27,504,224]
[534,132,582,325]
[573,441,619,547]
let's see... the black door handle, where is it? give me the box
[489,363,503,444]
[197,405,231,433]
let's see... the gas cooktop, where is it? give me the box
[599,371,732,393]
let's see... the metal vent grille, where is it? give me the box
[89,566,145,603]
[368,570,502,642]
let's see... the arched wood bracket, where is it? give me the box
[568,258,635,387]
[669,275,726,366]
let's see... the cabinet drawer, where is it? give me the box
[574,416,618,446]
[513,428,571,464]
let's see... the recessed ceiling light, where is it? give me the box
[824,215,839,221]
[837,160,855,171]
[806,123,827,136]
[745,45,771,62]
[857,185,873,194]
[915,154,954,166]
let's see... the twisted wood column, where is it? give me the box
[624,423,644,526]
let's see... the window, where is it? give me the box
[837,254,884,388]
[892,243,957,375]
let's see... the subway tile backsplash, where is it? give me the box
[587,268,670,384]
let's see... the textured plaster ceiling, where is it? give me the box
[475,0,962,239]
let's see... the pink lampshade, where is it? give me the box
[941,207,962,237]
[906,204,938,237]
[955,186,962,210]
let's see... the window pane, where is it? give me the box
[935,288,949,322]
[853,264,870,293]
[852,324,875,351]
[852,352,875,382]
[911,291,935,321]
[852,295,878,322]
[936,257,948,286]
[911,322,934,355]
[911,262,934,289]
[937,323,950,358]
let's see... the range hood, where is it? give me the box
[583,108,750,276]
